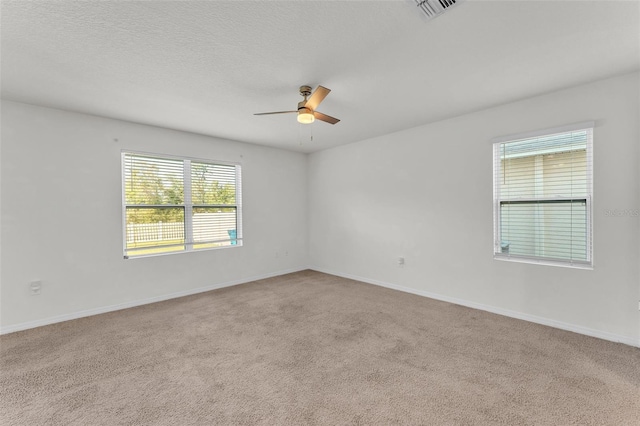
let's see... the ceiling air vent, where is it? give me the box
[414,0,466,21]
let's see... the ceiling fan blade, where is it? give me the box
[254,111,297,116]
[304,86,331,111]
[314,111,340,125]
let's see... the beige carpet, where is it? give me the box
[1,270,639,425]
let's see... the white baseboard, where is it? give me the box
[0,267,306,335]
[310,266,640,348]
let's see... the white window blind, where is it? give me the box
[122,152,242,258]
[493,123,593,268]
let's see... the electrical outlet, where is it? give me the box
[30,280,42,296]
[397,257,405,267]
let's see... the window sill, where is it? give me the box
[494,254,593,270]
[124,242,243,260]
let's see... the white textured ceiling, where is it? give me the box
[1,0,639,153]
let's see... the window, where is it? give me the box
[493,122,593,268]
[121,151,242,258]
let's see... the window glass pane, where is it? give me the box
[125,207,185,256]
[124,155,184,205]
[501,150,587,200]
[192,207,237,249]
[191,163,236,205]
[500,201,587,261]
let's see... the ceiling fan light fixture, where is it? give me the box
[297,108,315,124]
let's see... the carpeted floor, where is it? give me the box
[1,270,639,425]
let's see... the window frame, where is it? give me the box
[492,122,594,269]
[121,150,242,259]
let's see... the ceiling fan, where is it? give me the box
[254,85,340,125]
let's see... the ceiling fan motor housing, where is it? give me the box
[299,85,313,98]
[298,86,313,118]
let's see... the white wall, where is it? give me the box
[309,72,640,346]
[1,101,308,332]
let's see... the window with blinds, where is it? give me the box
[493,123,593,268]
[122,152,242,258]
